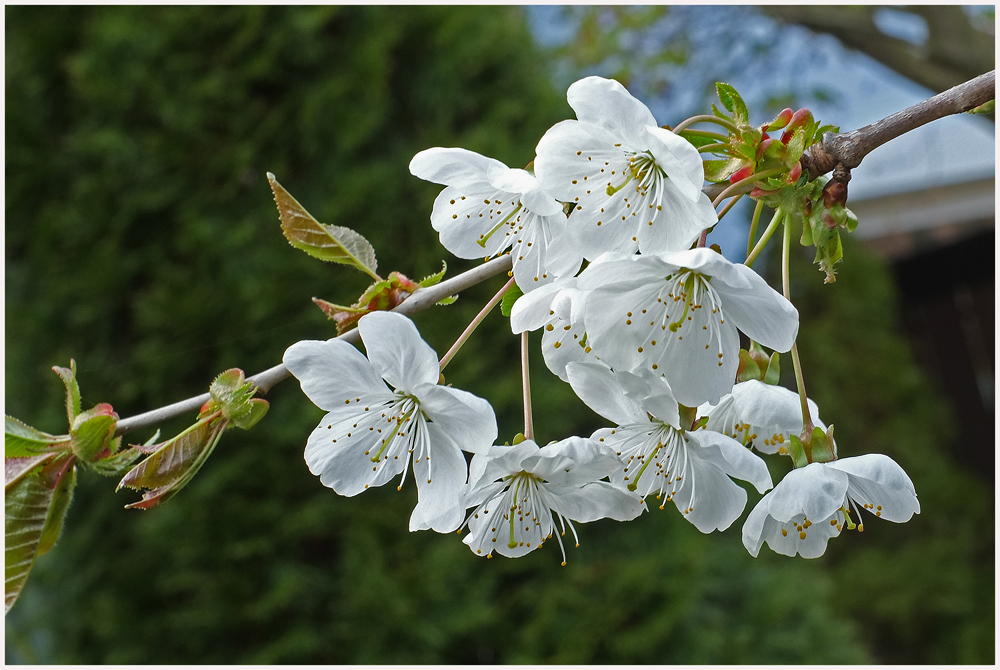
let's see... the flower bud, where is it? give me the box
[729,165,755,183]
[787,161,802,182]
[822,180,847,209]
[756,138,775,160]
[765,108,793,131]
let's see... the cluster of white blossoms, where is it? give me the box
[285,76,918,562]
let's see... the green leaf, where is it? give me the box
[208,368,264,428]
[716,82,748,125]
[5,455,75,613]
[69,403,119,462]
[786,434,809,469]
[87,446,142,477]
[52,360,81,424]
[736,349,762,383]
[703,157,744,183]
[231,398,268,431]
[436,295,458,306]
[418,261,448,288]
[117,416,228,510]
[268,172,380,280]
[967,99,994,116]
[5,416,65,458]
[500,282,524,317]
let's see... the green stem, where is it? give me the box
[697,143,733,154]
[744,207,783,268]
[521,331,533,440]
[672,114,739,134]
[711,167,785,208]
[439,275,515,372]
[678,129,729,142]
[782,214,814,433]
[746,200,764,258]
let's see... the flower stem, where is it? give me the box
[711,167,785,208]
[746,200,764,258]
[439,275,515,372]
[744,207,783,268]
[521,331,534,440]
[716,193,744,222]
[672,114,739,134]
[782,213,814,433]
[677,128,729,141]
[697,143,733,154]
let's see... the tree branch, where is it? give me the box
[113,254,514,437]
[800,70,994,180]
[112,71,995,438]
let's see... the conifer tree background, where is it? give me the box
[5,6,993,663]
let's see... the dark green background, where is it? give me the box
[5,6,993,663]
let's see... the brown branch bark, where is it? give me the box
[113,254,515,437]
[800,70,994,180]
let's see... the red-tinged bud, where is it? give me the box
[729,165,754,183]
[789,108,812,129]
[823,180,847,209]
[750,186,776,198]
[822,211,837,229]
[761,131,770,141]
[756,138,775,160]
[787,162,802,182]
[780,130,793,145]
[765,108,794,131]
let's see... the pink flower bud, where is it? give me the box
[750,186,775,198]
[729,165,754,183]
[787,162,802,182]
[765,108,793,131]
[756,138,775,160]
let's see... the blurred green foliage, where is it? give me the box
[5,6,992,664]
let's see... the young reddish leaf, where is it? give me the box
[117,417,227,510]
[267,173,380,280]
[52,360,82,424]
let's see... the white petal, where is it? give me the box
[409,147,506,190]
[659,247,751,290]
[743,503,841,559]
[566,76,657,143]
[703,380,827,454]
[547,481,644,522]
[524,435,621,487]
[510,281,566,333]
[566,362,646,426]
[687,429,773,494]
[541,315,598,382]
[430,185,517,259]
[766,463,848,523]
[358,312,440,391]
[644,125,706,201]
[414,383,497,455]
[408,436,469,533]
[711,264,799,353]
[283,339,391,412]
[636,181,715,254]
[827,454,919,523]
[668,451,749,533]
[616,367,681,428]
[304,414,403,495]
[509,212,581,290]
[466,441,539,494]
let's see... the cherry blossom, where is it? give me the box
[462,436,642,563]
[409,147,582,290]
[567,362,772,533]
[742,454,919,558]
[534,76,717,259]
[283,311,497,533]
[577,248,799,407]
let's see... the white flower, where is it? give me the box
[534,76,717,259]
[700,379,832,455]
[508,278,599,382]
[462,436,643,563]
[283,311,497,533]
[409,147,582,290]
[742,454,919,559]
[567,362,772,533]
[577,248,799,407]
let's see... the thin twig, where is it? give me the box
[114,254,515,437]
